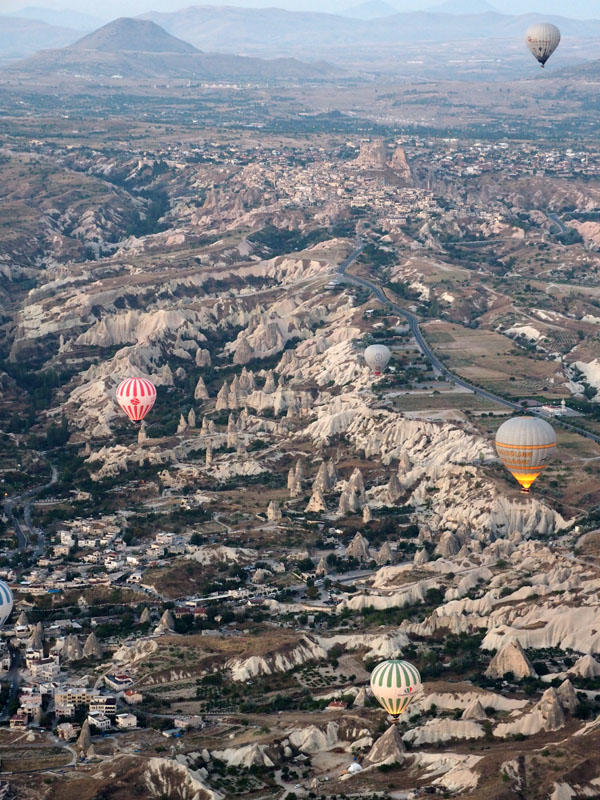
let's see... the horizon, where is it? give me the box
[2,0,600,24]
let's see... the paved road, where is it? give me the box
[3,460,58,551]
[337,241,600,445]
[548,211,568,236]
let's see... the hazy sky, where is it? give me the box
[1,0,599,20]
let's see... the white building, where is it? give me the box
[88,711,111,731]
[115,712,137,729]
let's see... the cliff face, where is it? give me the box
[354,139,412,186]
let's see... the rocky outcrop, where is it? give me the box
[375,542,393,566]
[306,489,326,513]
[288,721,340,754]
[83,631,103,659]
[267,500,282,522]
[556,679,578,715]
[485,639,537,680]
[77,720,91,753]
[461,699,487,721]
[16,610,28,627]
[404,719,485,746]
[154,609,175,634]
[211,744,275,769]
[27,622,44,651]
[493,688,565,738]
[194,376,209,400]
[226,635,326,682]
[145,757,223,800]
[569,654,600,678]
[346,533,370,562]
[366,724,406,765]
[61,633,84,662]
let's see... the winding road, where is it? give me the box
[3,458,58,552]
[337,241,600,445]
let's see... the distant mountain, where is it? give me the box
[559,59,600,78]
[343,0,398,19]
[496,1,600,19]
[9,6,103,31]
[0,15,81,61]
[69,17,199,54]
[428,0,497,13]
[141,6,600,57]
[5,16,339,81]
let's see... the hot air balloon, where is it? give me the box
[364,344,391,375]
[370,659,421,721]
[0,582,14,627]
[495,416,556,493]
[525,23,560,68]
[116,377,157,423]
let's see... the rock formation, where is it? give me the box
[16,610,28,628]
[27,622,44,651]
[139,607,151,624]
[62,633,83,662]
[83,631,103,659]
[353,687,368,707]
[375,542,393,566]
[77,720,91,754]
[569,653,600,678]
[366,724,406,765]
[461,699,487,721]
[556,679,578,714]
[346,533,370,562]
[435,531,460,558]
[316,556,328,576]
[154,609,175,634]
[306,489,326,513]
[215,381,229,411]
[195,348,211,367]
[485,639,537,680]
[267,500,282,522]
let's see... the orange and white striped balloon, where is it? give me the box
[116,377,157,423]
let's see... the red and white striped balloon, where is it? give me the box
[116,377,157,423]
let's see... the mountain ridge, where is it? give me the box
[3,16,340,82]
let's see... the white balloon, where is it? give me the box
[364,344,391,374]
[0,582,14,628]
[525,23,560,67]
[495,416,556,492]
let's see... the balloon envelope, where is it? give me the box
[370,659,421,719]
[0,582,13,628]
[116,377,157,422]
[364,344,391,375]
[525,23,560,67]
[495,416,556,492]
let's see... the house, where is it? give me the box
[115,712,137,729]
[19,690,43,714]
[87,712,111,732]
[89,696,116,715]
[123,689,143,705]
[56,722,81,741]
[326,700,348,711]
[173,715,204,730]
[104,673,134,691]
[10,712,28,729]
[29,656,60,680]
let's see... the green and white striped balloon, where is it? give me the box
[370,659,421,718]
